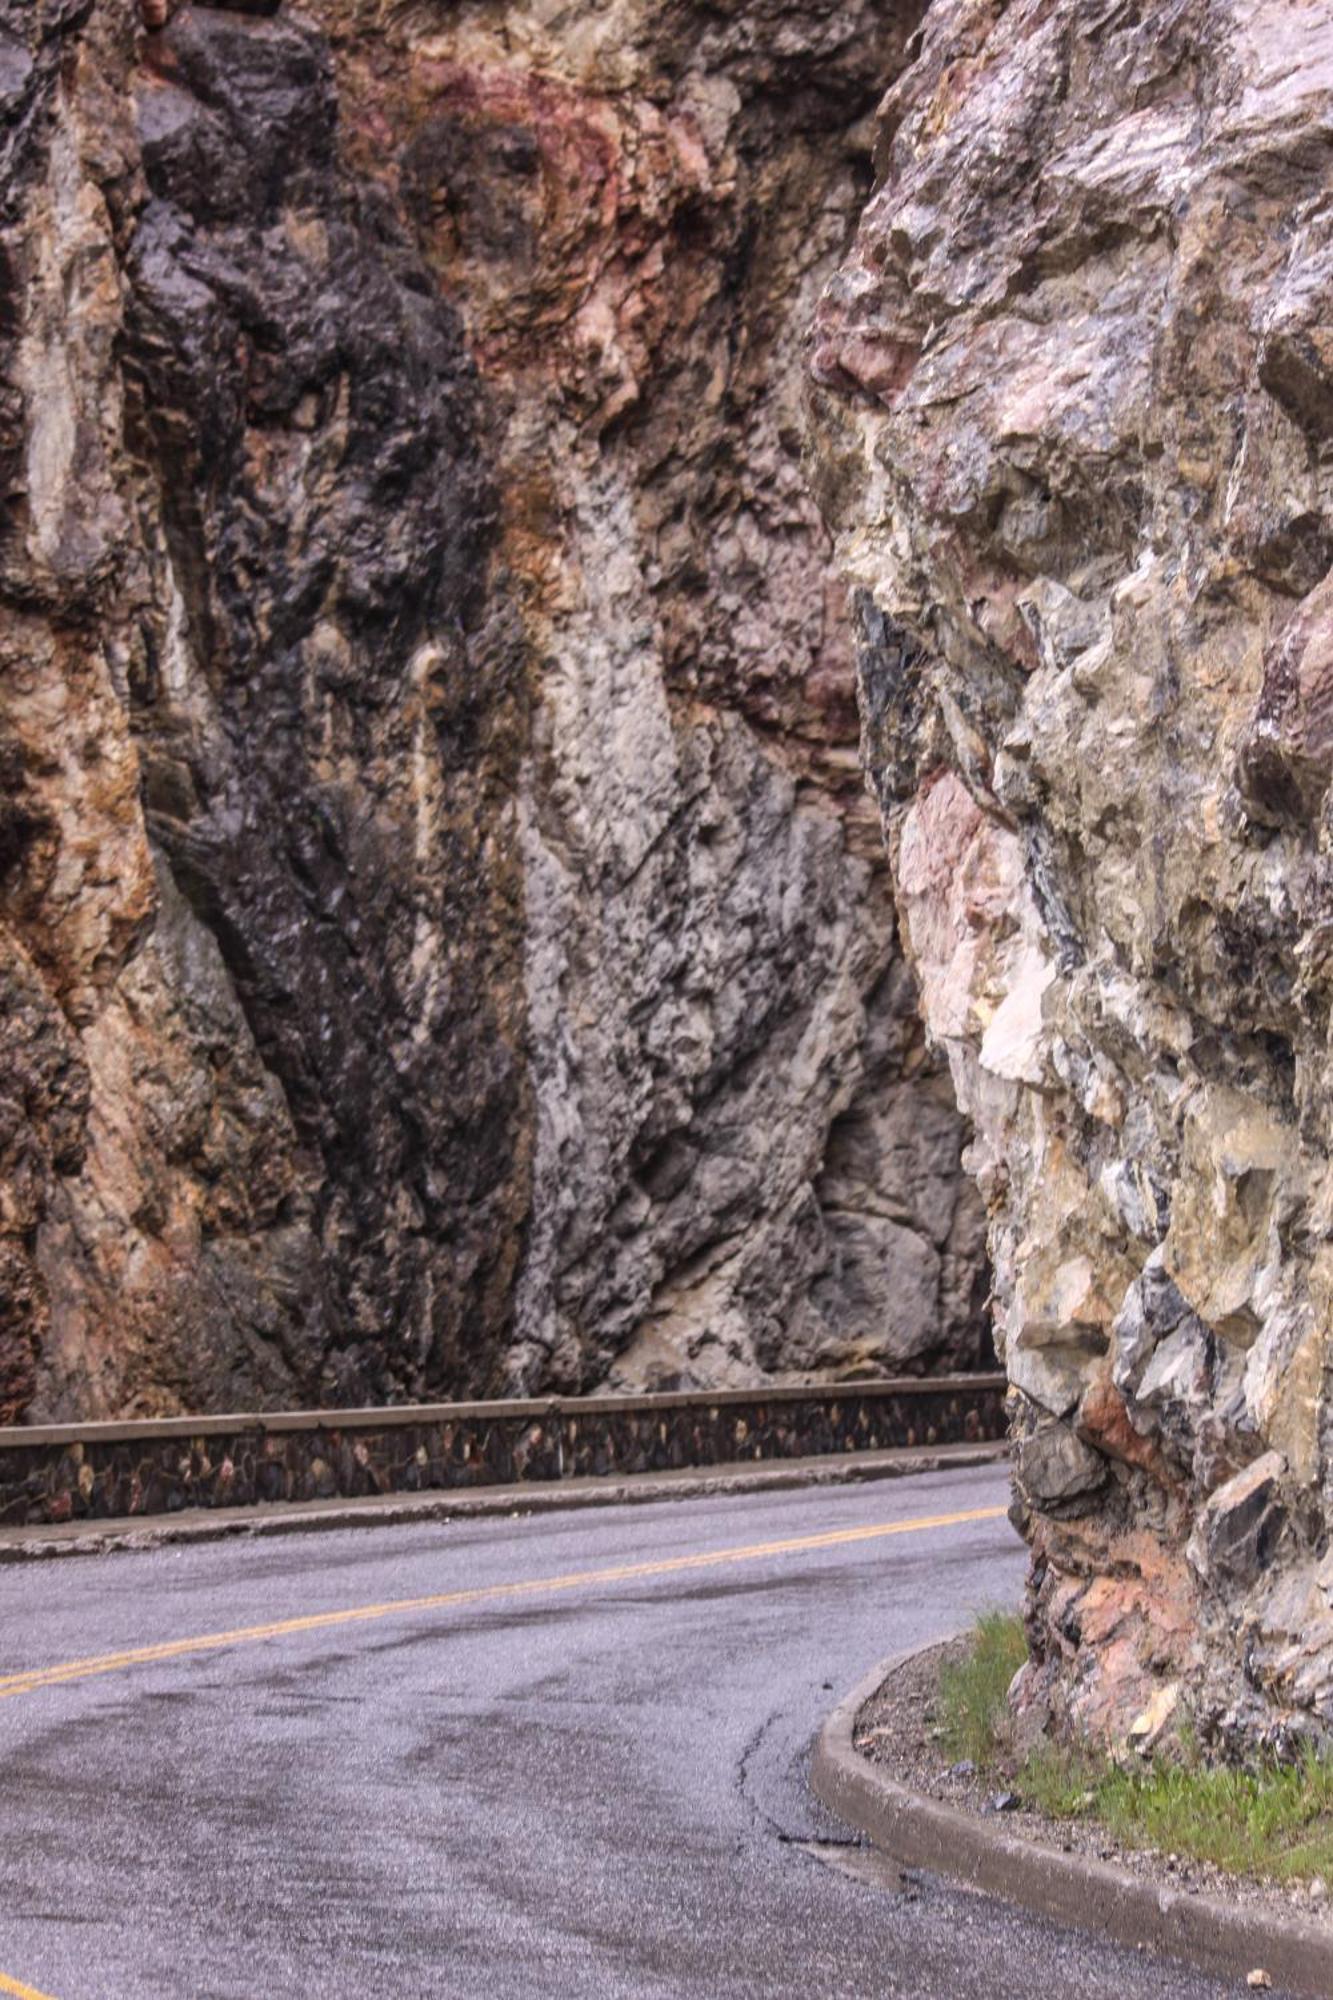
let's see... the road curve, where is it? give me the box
[0,1465,1235,2000]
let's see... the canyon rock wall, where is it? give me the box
[0,0,986,1420]
[812,0,1333,1749]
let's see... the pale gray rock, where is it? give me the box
[1016,1422,1107,1511]
[809,0,1333,1746]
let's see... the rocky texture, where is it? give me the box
[2,0,532,1421]
[0,0,986,1421]
[811,0,1333,1751]
[343,0,991,1396]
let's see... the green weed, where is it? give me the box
[941,1614,1333,1883]
[937,1610,1028,1764]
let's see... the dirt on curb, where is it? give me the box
[855,1636,1333,1935]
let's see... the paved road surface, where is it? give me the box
[0,1465,1246,1999]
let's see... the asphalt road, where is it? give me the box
[0,1464,1246,2000]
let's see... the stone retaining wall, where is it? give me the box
[0,1378,1007,1526]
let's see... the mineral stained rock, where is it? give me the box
[0,0,985,1420]
[811,0,1333,1748]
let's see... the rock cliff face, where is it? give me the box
[0,0,986,1420]
[812,0,1333,1749]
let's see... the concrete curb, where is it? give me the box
[810,1645,1333,1996]
[0,1442,1008,1563]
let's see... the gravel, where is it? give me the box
[854,1637,1333,1930]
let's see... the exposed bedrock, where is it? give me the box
[0,0,986,1418]
[811,0,1333,1750]
[338,0,991,1395]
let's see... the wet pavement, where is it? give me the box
[0,1466,1250,1998]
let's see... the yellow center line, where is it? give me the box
[0,1505,1006,1704]
[0,1974,60,2000]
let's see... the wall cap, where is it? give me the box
[0,1374,1007,1452]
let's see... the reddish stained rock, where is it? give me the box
[1075,1375,1177,1493]
[811,0,1333,1749]
[0,0,992,1421]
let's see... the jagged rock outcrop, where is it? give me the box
[812,0,1333,1750]
[0,0,986,1420]
[4,0,533,1418]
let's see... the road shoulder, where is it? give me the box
[811,1644,1333,1998]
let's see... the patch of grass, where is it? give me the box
[1091,1751,1333,1883]
[937,1610,1028,1764]
[941,1615,1333,1883]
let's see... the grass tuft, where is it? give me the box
[939,1614,1333,1884]
[937,1610,1028,1765]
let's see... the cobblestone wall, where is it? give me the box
[0,1380,1005,1526]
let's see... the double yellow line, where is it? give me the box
[0,1505,1005,1705]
